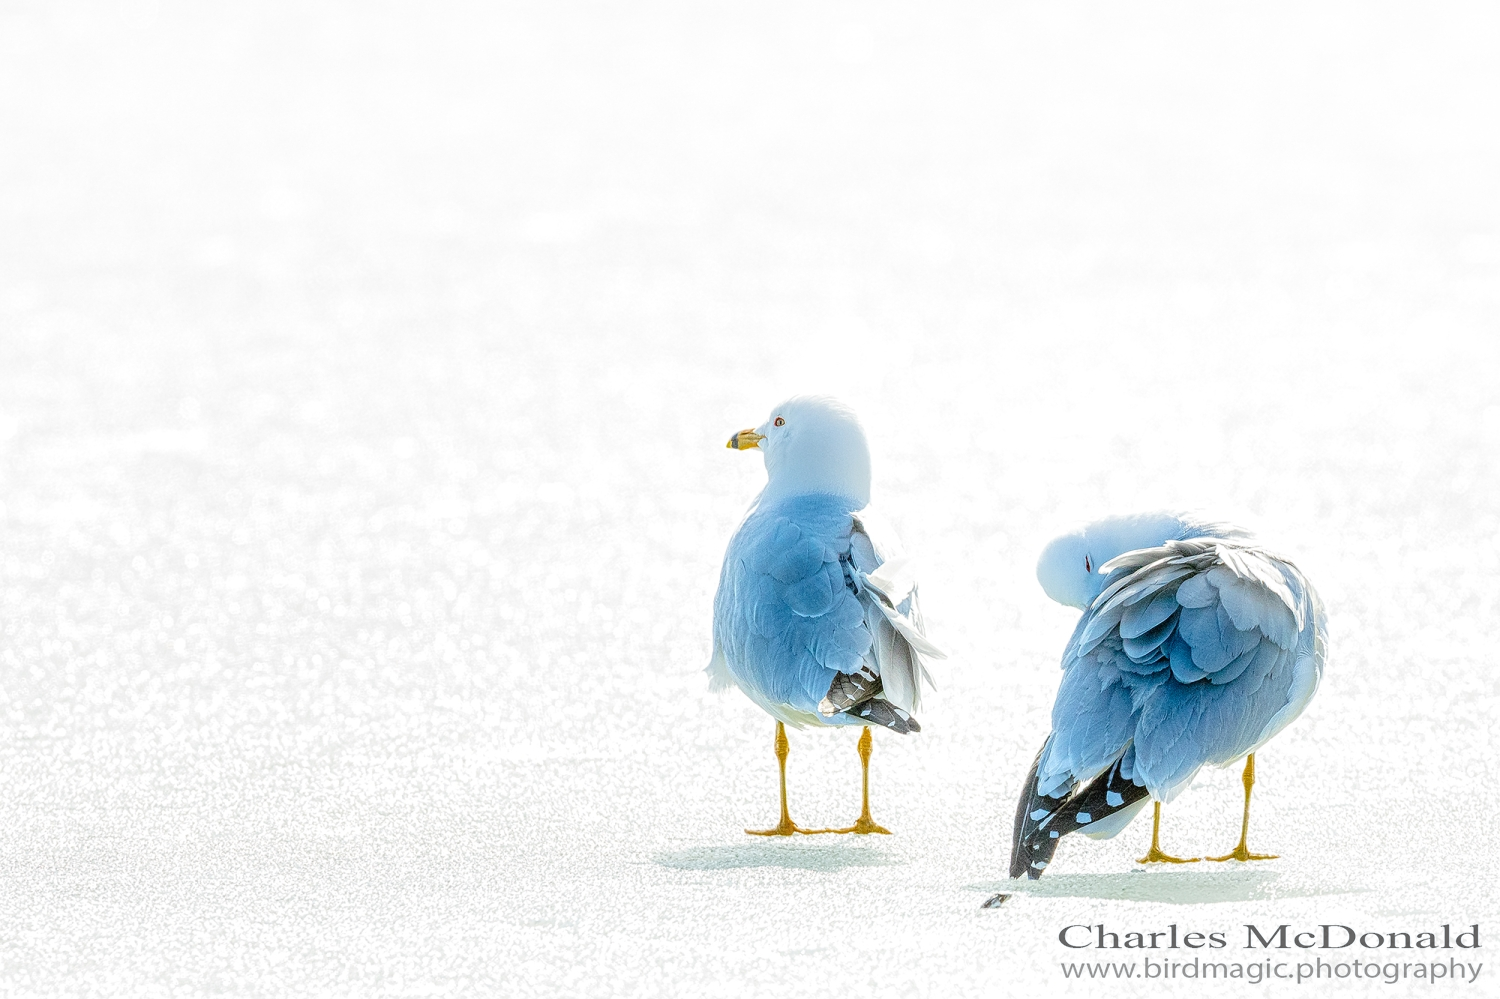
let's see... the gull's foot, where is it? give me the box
[745,819,842,836]
[746,818,798,836]
[1137,846,1200,864]
[831,816,891,835]
[1206,845,1278,862]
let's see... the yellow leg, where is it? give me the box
[745,722,838,836]
[1207,754,1278,862]
[1137,801,1200,864]
[834,727,891,835]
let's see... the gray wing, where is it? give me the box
[842,512,940,714]
[1040,538,1322,800]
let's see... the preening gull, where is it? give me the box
[1009,512,1327,878]
[708,396,942,835]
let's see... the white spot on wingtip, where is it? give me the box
[1076,812,1092,823]
[1106,791,1124,807]
[1029,808,1049,821]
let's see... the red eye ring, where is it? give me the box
[774,416,785,426]
[1084,555,1092,572]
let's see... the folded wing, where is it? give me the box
[845,512,941,715]
[1028,538,1318,846]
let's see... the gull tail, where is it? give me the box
[1010,742,1149,879]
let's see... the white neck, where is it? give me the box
[759,450,871,509]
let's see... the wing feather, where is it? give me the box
[847,514,941,712]
[1120,589,1181,640]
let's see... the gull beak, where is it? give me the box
[727,429,764,450]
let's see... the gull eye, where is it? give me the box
[774,416,785,426]
[1084,555,1092,572]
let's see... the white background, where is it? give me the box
[2,2,1497,996]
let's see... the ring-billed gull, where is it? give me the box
[1009,512,1327,878]
[708,396,942,836]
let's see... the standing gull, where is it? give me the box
[1010,513,1327,878]
[708,396,942,835]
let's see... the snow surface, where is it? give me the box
[2,3,1498,996]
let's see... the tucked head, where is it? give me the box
[726,395,871,508]
[1036,511,1245,609]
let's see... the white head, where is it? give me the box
[1036,511,1245,609]
[726,395,872,508]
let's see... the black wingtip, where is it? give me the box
[849,698,920,734]
[1012,836,1060,880]
[1009,747,1152,880]
[1009,742,1052,878]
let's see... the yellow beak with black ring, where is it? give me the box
[727,429,764,450]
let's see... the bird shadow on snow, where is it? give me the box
[652,842,897,872]
[972,869,1366,905]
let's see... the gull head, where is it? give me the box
[1036,511,1242,610]
[726,395,871,508]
